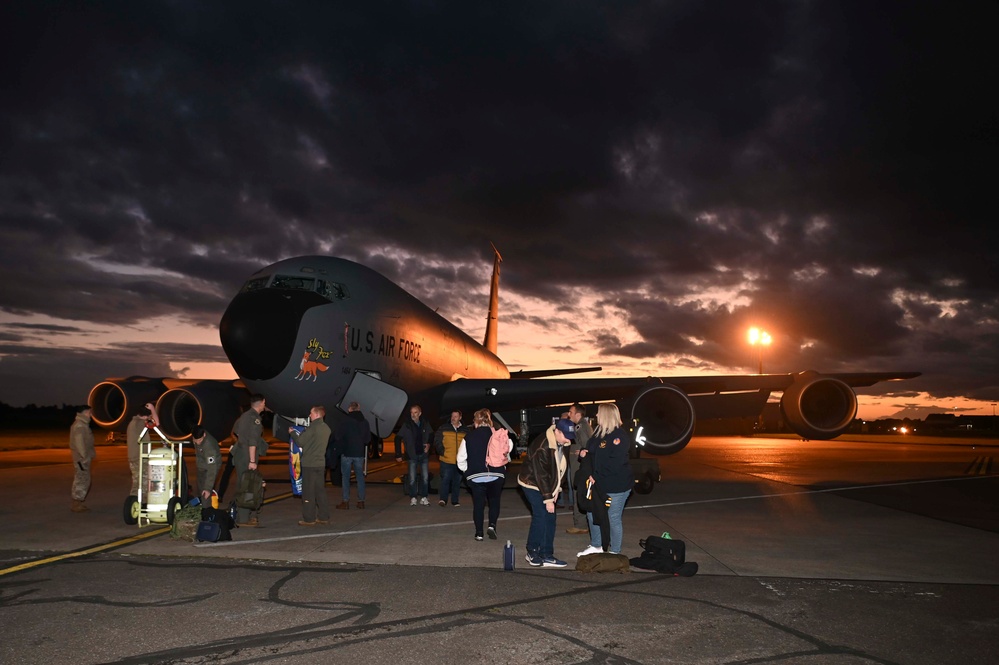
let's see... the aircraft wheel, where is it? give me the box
[634,473,655,495]
[166,496,183,525]
[123,495,140,525]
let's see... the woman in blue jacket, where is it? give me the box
[576,403,635,557]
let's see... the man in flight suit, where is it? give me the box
[69,406,96,513]
[231,394,268,526]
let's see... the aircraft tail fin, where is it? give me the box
[483,243,502,355]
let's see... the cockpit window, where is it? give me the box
[241,276,270,292]
[271,275,316,292]
[268,274,349,302]
[316,279,349,301]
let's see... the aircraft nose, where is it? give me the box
[219,290,328,380]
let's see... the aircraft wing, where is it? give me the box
[422,371,920,454]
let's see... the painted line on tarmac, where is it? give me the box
[630,474,993,511]
[0,526,171,577]
[965,456,993,475]
[191,475,997,550]
[0,490,303,576]
[195,511,544,548]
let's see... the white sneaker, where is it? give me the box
[410,497,417,506]
[419,497,430,506]
[576,545,603,558]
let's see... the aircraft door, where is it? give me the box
[339,371,409,439]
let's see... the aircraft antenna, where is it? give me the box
[483,243,503,355]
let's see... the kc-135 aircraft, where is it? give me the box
[88,248,919,456]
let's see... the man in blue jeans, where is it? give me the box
[433,409,467,507]
[395,404,433,505]
[334,401,370,510]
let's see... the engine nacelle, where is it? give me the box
[155,380,250,441]
[88,377,168,430]
[629,384,696,455]
[780,371,857,440]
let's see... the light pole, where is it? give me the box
[748,327,772,374]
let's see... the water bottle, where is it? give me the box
[504,540,515,570]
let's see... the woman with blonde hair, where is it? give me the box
[576,403,634,557]
[457,408,510,541]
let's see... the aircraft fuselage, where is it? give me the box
[219,256,509,421]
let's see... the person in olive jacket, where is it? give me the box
[232,394,268,526]
[289,405,332,526]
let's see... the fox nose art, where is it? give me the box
[219,290,328,380]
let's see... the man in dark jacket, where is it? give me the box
[335,401,371,509]
[395,404,433,505]
[565,403,593,534]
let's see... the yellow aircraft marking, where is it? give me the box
[0,526,171,577]
[0,491,295,577]
[965,456,993,476]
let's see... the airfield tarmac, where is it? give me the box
[1,433,997,664]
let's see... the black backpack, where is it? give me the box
[629,535,698,576]
[196,506,235,542]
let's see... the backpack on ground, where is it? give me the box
[629,535,698,576]
[196,506,235,542]
[575,552,631,573]
[169,502,202,541]
[235,469,265,510]
[486,427,511,467]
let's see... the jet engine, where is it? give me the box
[155,380,250,441]
[88,377,169,431]
[779,371,858,440]
[629,384,696,455]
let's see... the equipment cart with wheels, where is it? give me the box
[122,425,189,527]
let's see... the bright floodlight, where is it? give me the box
[748,327,772,347]
[748,327,772,374]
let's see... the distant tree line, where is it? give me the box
[0,402,86,429]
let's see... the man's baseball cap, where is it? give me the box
[555,418,575,440]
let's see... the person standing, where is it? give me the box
[69,406,96,513]
[289,405,332,526]
[395,404,433,506]
[565,403,593,534]
[125,402,157,496]
[231,394,268,526]
[191,425,221,503]
[434,409,467,507]
[517,418,573,567]
[335,401,370,510]
[576,403,635,557]
[457,409,507,540]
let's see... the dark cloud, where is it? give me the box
[0,1,996,410]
